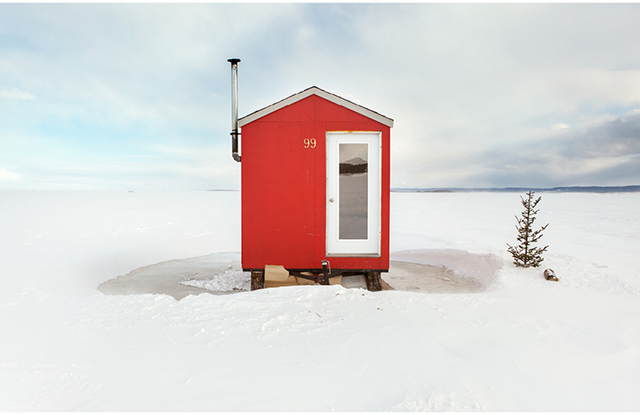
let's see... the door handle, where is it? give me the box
[329,198,334,203]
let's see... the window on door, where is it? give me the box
[339,143,368,240]
[326,132,381,256]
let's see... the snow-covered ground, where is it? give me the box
[1,190,639,411]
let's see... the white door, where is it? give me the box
[326,131,381,256]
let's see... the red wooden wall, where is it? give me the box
[241,94,390,271]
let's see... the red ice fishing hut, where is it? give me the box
[227,59,393,291]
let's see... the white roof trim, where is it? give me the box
[238,86,394,128]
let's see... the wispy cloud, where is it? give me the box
[0,87,35,101]
[0,168,20,181]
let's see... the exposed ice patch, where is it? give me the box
[389,249,503,292]
[98,252,249,300]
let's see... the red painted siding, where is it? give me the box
[241,94,390,271]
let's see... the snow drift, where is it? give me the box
[1,190,639,411]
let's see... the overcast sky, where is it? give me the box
[1,3,640,190]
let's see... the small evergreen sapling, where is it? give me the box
[507,190,549,268]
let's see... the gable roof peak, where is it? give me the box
[238,86,393,128]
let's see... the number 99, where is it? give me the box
[303,138,316,149]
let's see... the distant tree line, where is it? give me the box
[340,163,368,175]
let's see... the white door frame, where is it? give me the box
[326,131,381,257]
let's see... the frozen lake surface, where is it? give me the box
[1,190,639,411]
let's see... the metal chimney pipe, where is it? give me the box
[228,58,241,162]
